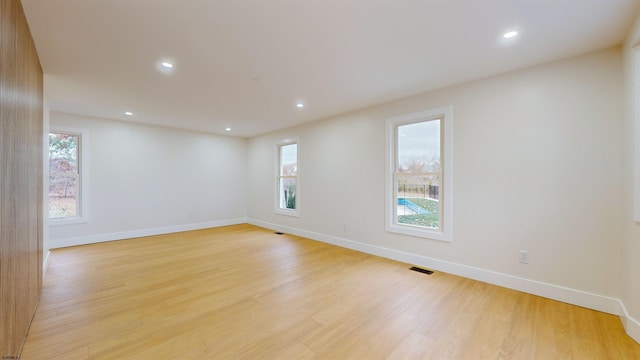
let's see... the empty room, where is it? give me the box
[2,0,640,358]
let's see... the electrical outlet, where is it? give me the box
[519,250,530,264]
[342,223,349,232]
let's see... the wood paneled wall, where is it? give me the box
[0,0,44,358]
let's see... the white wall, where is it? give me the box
[248,48,623,303]
[49,112,247,247]
[622,16,640,341]
[45,46,635,339]
[42,86,50,271]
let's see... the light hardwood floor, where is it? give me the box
[21,224,640,359]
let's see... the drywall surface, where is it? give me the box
[248,48,623,298]
[49,112,247,245]
[623,17,640,337]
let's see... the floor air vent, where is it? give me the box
[409,266,434,275]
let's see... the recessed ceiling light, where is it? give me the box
[296,103,304,108]
[503,31,518,39]
[124,111,133,116]
[156,60,176,74]
[225,127,231,131]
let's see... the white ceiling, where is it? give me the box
[21,0,640,138]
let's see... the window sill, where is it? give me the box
[50,217,88,226]
[385,223,451,242]
[275,209,300,217]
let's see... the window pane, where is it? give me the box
[49,133,79,174]
[49,174,78,217]
[279,177,296,210]
[277,141,298,214]
[396,174,439,229]
[280,144,297,176]
[397,120,440,172]
[49,132,80,218]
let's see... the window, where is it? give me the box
[49,127,88,224]
[276,140,298,216]
[386,107,452,241]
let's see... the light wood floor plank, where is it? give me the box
[20,224,640,359]
[457,287,519,360]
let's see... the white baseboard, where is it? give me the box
[248,218,640,342]
[50,218,247,249]
[43,250,51,280]
[46,218,640,344]
[621,302,640,344]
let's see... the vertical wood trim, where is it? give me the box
[0,0,44,358]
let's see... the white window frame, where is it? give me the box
[49,126,89,226]
[385,106,453,241]
[275,139,300,217]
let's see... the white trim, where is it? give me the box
[248,218,623,316]
[42,110,50,279]
[43,250,51,279]
[634,47,640,222]
[620,302,640,344]
[45,217,640,343]
[49,216,88,226]
[49,218,246,249]
[48,126,90,225]
[275,208,300,218]
[385,106,453,241]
